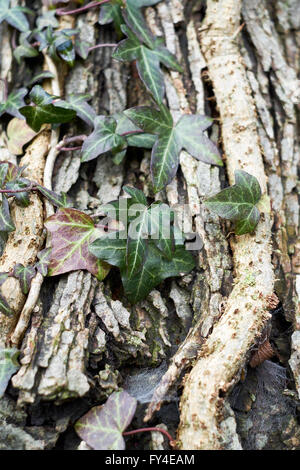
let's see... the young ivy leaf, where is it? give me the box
[0,348,20,398]
[13,32,39,64]
[20,85,76,132]
[13,264,36,295]
[124,104,222,193]
[113,25,181,104]
[205,170,262,235]
[75,391,137,450]
[44,208,110,280]
[35,248,51,277]
[0,88,27,120]
[6,118,38,155]
[0,0,33,32]
[54,94,97,127]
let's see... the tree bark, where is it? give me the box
[0,0,299,450]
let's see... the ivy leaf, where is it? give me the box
[99,0,125,39]
[13,264,36,294]
[5,178,31,207]
[113,25,180,103]
[205,170,262,235]
[123,0,156,49]
[0,0,33,32]
[74,38,91,60]
[19,86,76,132]
[81,116,126,162]
[0,88,27,120]
[124,105,222,192]
[122,243,195,303]
[0,294,14,316]
[25,71,55,88]
[90,188,195,303]
[6,118,38,155]
[75,391,137,450]
[36,9,59,30]
[44,208,110,280]
[0,196,15,232]
[35,248,51,277]
[55,94,96,127]
[0,163,8,187]
[55,37,75,67]
[0,348,20,398]
[36,185,69,208]
[0,161,19,184]
[13,32,39,64]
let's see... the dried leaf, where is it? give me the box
[6,118,37,155]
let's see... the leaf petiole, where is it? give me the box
[123,427,175,447]
[56,0,110,16]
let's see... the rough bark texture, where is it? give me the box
[0,0,299,451]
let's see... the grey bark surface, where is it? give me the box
[0,0,299,450]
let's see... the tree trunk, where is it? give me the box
[0,0,299,450]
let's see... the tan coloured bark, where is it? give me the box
[178,0,274,449]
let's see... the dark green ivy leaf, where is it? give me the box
[25,71,55,88]
[5,178,31,207]
[0,196,15,232]
[81,116,126,162]
[0,0,33,32]
[75,391,137,450]
[113,25,181,103]
[98,0,125,39]
[19,85,76,132]
[0,88,27,120]
[55,94,96,127]
[36,184,69,208]
[0,348,20,398]
[205,170,262,235]
[13,263,36,294]
[124,104,222,192]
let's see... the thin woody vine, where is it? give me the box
[0,0,266,450]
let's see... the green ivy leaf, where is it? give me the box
[205,170,262,235]
[5,178,31,207]
[124,104,222,192]
[99,0,125,39]
[55,94,96,127]
[19,85,76,132]
[36,10,59,30]
[0,196,15,232]
[90,187,195,303]
[25,71,55,88]
[0,88,27,120]
[113,25,181,103]
[123,0,156,49]
[0,0,33,32]
[13,263,36,294]
[74,38,91,60]
[0,348,20,398]
[45,208,110,280]
[55,37,75,67]
[75,391,137,450]
[13,32,39,64]
[81,116,126,162]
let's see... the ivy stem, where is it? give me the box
[120,130,144,137]
[0,183,38,194]
[0,78,8,101]
[88,43,118,52]
[123,427,175,447]
[56,0,110,16]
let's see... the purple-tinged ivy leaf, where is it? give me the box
[44,208,110,280]
[75,391,137,450]
[74,38,91,60]
[0,161,19,183]
[25,71,55,88]
[13,263,36,294]
[35,248,51,277]
[0,348,20,398]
